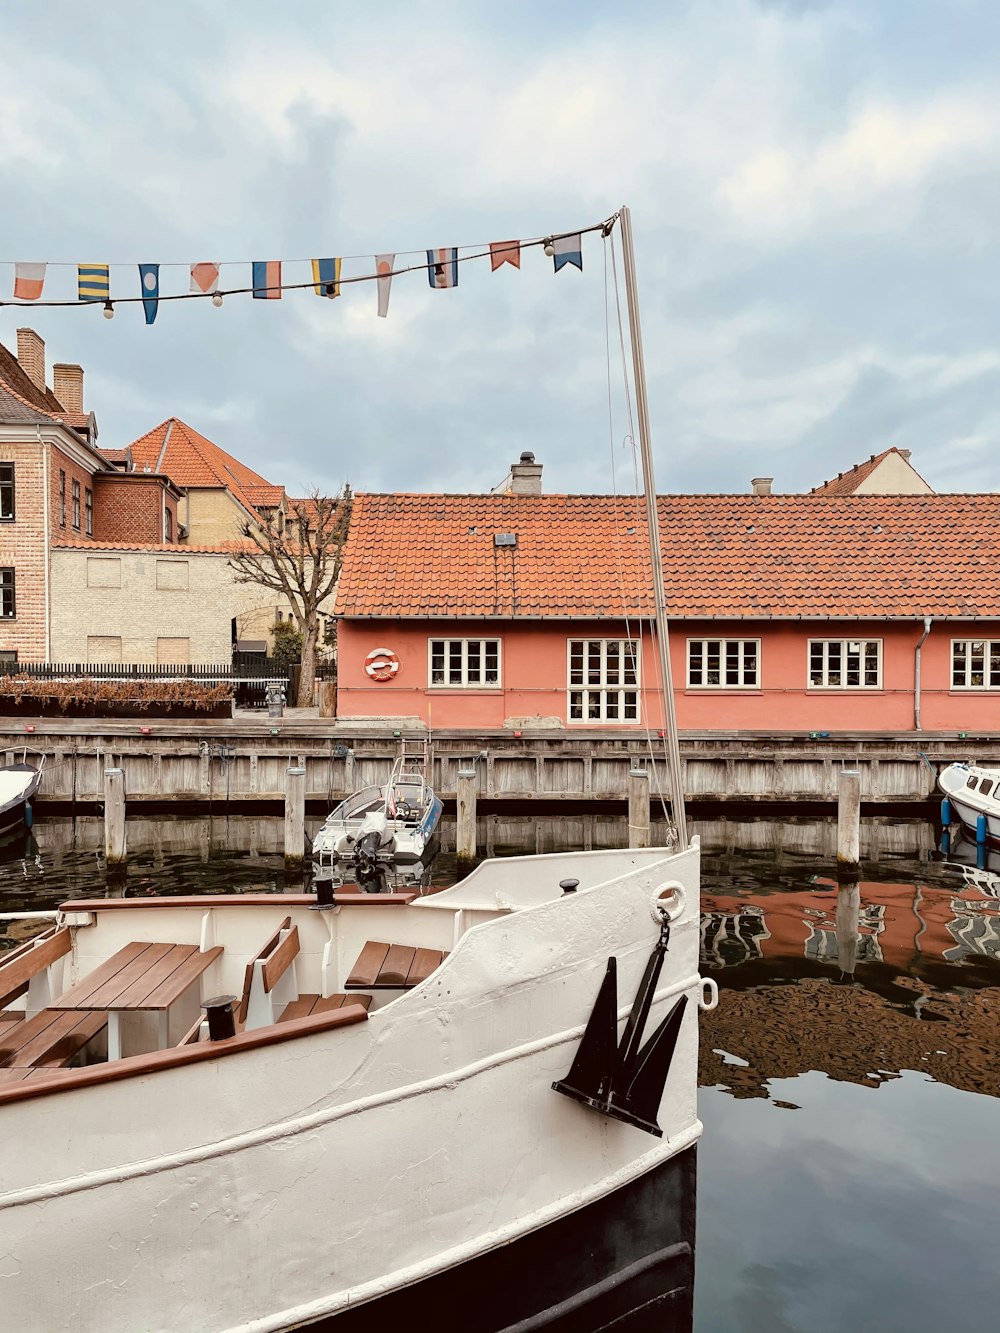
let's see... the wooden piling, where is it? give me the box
[628,767,650,848]
[284,766,306,870]
[836,768,861,876]
[103,767,127,865]
[456,767,478,865]
[318,680,337,718]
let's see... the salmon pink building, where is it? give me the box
[334,487,1000,736]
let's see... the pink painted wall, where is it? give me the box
[337,617,1000,733]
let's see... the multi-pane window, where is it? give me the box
[72,479,81,529]
[429,638,500,686]
[808,639,881,688]
[687,638,759,688]
[0,568,14,619]
[568,639,639,722]
[952,640,1000,689]
[59,470,66,526]
[0,463,14,520]
[85,487,93,537]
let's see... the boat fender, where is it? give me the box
[24,802,32,829]
[699,977,719,1011]
[977,813,988,846]
[650,882,685,925]
[940,797,952,827]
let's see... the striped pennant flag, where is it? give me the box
[14,263,45,301]
[190,263,220,294]
[312,257,342,298]
[427,248,458,289]
[78,264,110,302]
[252,261,282,300]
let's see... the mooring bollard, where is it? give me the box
[284,766,306,871]
[103,767,127,866]
[628,767,650,849]
[456,766,478,864]
[837,768,861,876]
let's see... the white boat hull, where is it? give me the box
[939,762,1000,843]
[0,844,702,1333]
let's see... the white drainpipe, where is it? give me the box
[914,616,932,731]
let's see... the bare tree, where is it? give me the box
[229,487,352,706]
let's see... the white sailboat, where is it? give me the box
[0,208,709,1332]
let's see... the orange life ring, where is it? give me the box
[365,647,399,682]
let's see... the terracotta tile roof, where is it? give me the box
[244,483,286,507]
[52,537,251,554]
[335,491,1000,621]
[810,446,932,496]
[127,418,274,514]
[98,447,131,464]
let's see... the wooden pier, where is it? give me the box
[1,716,984,808]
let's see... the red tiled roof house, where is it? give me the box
[334,489,1000,734]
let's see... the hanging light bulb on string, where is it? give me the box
[543,238,555,257]
[102,301,114,320]
[212,292,224,308]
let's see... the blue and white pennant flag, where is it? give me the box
[427,247,458,289]
[138,264,160,324]
[551,234,583,273]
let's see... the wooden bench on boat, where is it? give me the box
[0,927,104,1074]
[345,941,448,991]
[180,919,374,1044]
[0,925,73,1018]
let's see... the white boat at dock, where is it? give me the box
[0,842,706,1332]
[311,752,443,880]
[0,751,42,833]
[939,761,1000,843]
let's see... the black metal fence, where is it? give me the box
[4,660,291,710]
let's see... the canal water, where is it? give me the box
[2,810,997,1332]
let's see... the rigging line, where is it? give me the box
[0,219,619,270]
[609,229,675,828]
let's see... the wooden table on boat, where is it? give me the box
[50,941,223,1060]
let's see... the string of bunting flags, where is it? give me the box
[0,218,609,324]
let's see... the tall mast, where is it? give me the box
[618,206,688,849]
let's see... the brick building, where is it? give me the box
[0,329,179,663]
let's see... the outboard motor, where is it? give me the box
[352,810,392,881]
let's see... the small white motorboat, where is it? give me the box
[312,757,443,880]
[0,752,42,833]
[938,761,1000,843]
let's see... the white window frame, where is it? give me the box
[951,639,1000,689]
[687,638,760,688]
[427,637,501,688]
[808,638,882,689]
[567,638,640,724]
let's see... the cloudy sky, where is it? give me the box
[3,0,999,497]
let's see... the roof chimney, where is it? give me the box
[53,363,84,415]
[751,477,773,496]
[16,328,45,392]
[510,451,542,495]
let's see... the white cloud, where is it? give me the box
[719,96,999,236]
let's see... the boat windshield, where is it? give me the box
[333,787,385,821]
